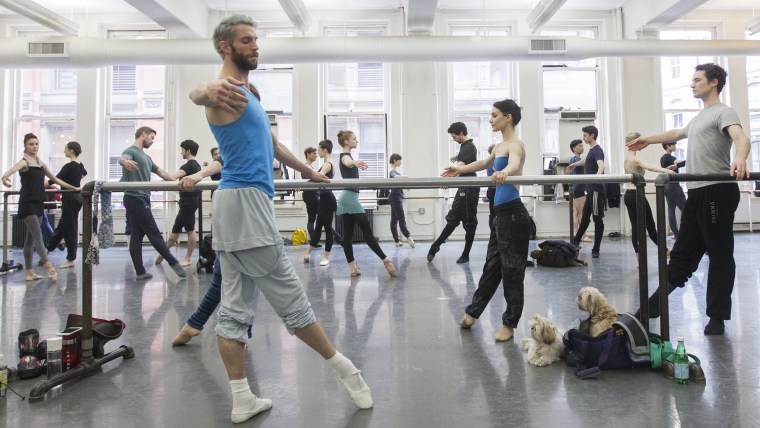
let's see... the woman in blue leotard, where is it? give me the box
[442,99,532,342]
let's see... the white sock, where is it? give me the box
[328,351,357,378]
[230,378,254,409]
[229,378,272,423]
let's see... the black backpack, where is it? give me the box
[605,183,621,208]
[377,188,390,205]
[535,240,583,267]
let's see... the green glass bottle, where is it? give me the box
[674,337,689,385]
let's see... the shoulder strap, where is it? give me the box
[614,312,649,356]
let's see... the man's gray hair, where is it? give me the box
[213,14,257,59]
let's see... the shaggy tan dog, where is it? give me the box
[577,286,619,337]
[520,315,565,367]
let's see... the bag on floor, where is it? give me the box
[291,227,308,246]
[17,329,44,379]
[532,240,584,267]
[563,312,650,378]
[65,314,125,358]
[376,188,390,205]
[197,234,215,273]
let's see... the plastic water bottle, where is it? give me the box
[47,337,63,382]
[7,249,14,267]
[0,352,7,398]
[674,337,689,385]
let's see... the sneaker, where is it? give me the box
[338,370,373,409]
[704,318,725,335]
[426,245,440,262]
[456,256,469,264]
[591,250,600,258]
[230,396,273,424]
[689,361,706,383]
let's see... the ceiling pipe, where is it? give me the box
[0,36,759,68]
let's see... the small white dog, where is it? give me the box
[520,315,565,367]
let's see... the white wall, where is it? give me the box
[1,7,759,247]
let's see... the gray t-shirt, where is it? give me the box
[683,102,741,190]
[120,145,159,198]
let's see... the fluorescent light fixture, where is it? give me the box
[747,17,760,35]
[526,0,569,33]
[0,0,79,36]
[277,0,312,34]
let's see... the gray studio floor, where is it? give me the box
[1,233,760,427]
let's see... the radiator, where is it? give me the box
[335,208,375,243]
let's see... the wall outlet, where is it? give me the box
[418,207,425,215]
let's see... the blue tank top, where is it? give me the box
[209,86,274,196]
[493,156,520,206]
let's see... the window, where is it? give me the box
[250,28,295,154]
[106,30,166,204]
[659,29,715,161]
[324,25,388,201]
[449,25,513,195]
[747,32,760,175]
[540,27,599,162]
[15,69,77,176]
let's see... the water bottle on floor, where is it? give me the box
[674,337,689,385]
[47,337,63,387]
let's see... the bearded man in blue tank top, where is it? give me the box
[442,99,532,343]
[187,14,373,424]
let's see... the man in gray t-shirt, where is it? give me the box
[627,63,750,336]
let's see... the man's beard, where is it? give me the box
[231,46,258,71]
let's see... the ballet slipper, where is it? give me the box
[383,259,396,277]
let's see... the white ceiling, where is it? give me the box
[0,0,756,16]
[0,0,756,39]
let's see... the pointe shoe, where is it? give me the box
[26,272,43,281]
[319,256,330,267]
[303,250,312,263]
[383,259,397,277]
[460,313,475,329]
[495,325,514,342]
[59,260,75,269]
[171,323,201,346]
[407,237,415,248]
[349,262,361,277]
[180,259,192,267]
[45,262,57,282]
[582,235,592,243]
[395,241,403,247]
[155,254,164,265]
